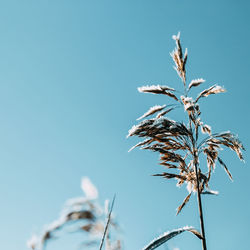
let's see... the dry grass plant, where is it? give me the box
[128,32,245,250]
[27,178,121,250]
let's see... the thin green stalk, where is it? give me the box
[99,195,116,250]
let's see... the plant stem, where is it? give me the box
[99,195,116,250]
[194,162,207,250]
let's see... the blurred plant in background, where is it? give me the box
[27,178,121,250]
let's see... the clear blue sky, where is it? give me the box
[0,0,249,250]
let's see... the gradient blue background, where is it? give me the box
[0,0,249,249]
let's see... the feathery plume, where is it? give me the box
[188,78,205,90]
[176,193,191,215]
[137,105,167,120]
[138,85,175,93]
[81,177,99,200]
[196,85,226,102]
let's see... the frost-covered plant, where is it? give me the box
[128,33,245,250]
[27,178,121,250]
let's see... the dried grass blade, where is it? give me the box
[176,193,191,215]
[188,78,205,90]
[218,157,233,181]
[153,172,186,181]
[164,91,179,101]
[138,85,175,94]
[201,124,212,135]
[156,107,175,118]
[202,190,219,195]
[128,139,153,152]
[160,162,178,169]
[188,228,203,239]
[143,226,203,250]
[196,85,226,102]
[137,105,166,120]
[183,48,188,69]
